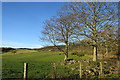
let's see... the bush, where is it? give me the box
[71,51,85,57]
[71,52,78,55]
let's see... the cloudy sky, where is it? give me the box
[2,2,65,48]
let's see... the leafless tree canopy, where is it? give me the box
[41,2,118,62]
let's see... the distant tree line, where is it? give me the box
[1,47,33,53]
[1,47,16,53]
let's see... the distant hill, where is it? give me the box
[34,45,65,52]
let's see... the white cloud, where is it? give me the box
[2,41,25,46]
[1,40,44,48]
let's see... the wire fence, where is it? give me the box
[2,60,120,79]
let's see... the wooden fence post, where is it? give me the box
[118,61,120,78]
[51,65,54,78]
[79,62,82,78]
[24,63,28,80]
[100,62,102,75]
[54,63,56,79]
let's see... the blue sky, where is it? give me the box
[2,2,66,48]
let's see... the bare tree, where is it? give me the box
[41,13,77,63]
[68,2,118,61]
[100,25,118,54]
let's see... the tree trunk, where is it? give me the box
[110,46,113,53]
[64,53,68,61]
[93,45,97,61]
[102,49,104,59]
[105,45,108,54]
[64,42,68,62]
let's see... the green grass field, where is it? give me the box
[2,51,66,78]
[2,50,119,79]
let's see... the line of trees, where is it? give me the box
[41,2,118,62]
